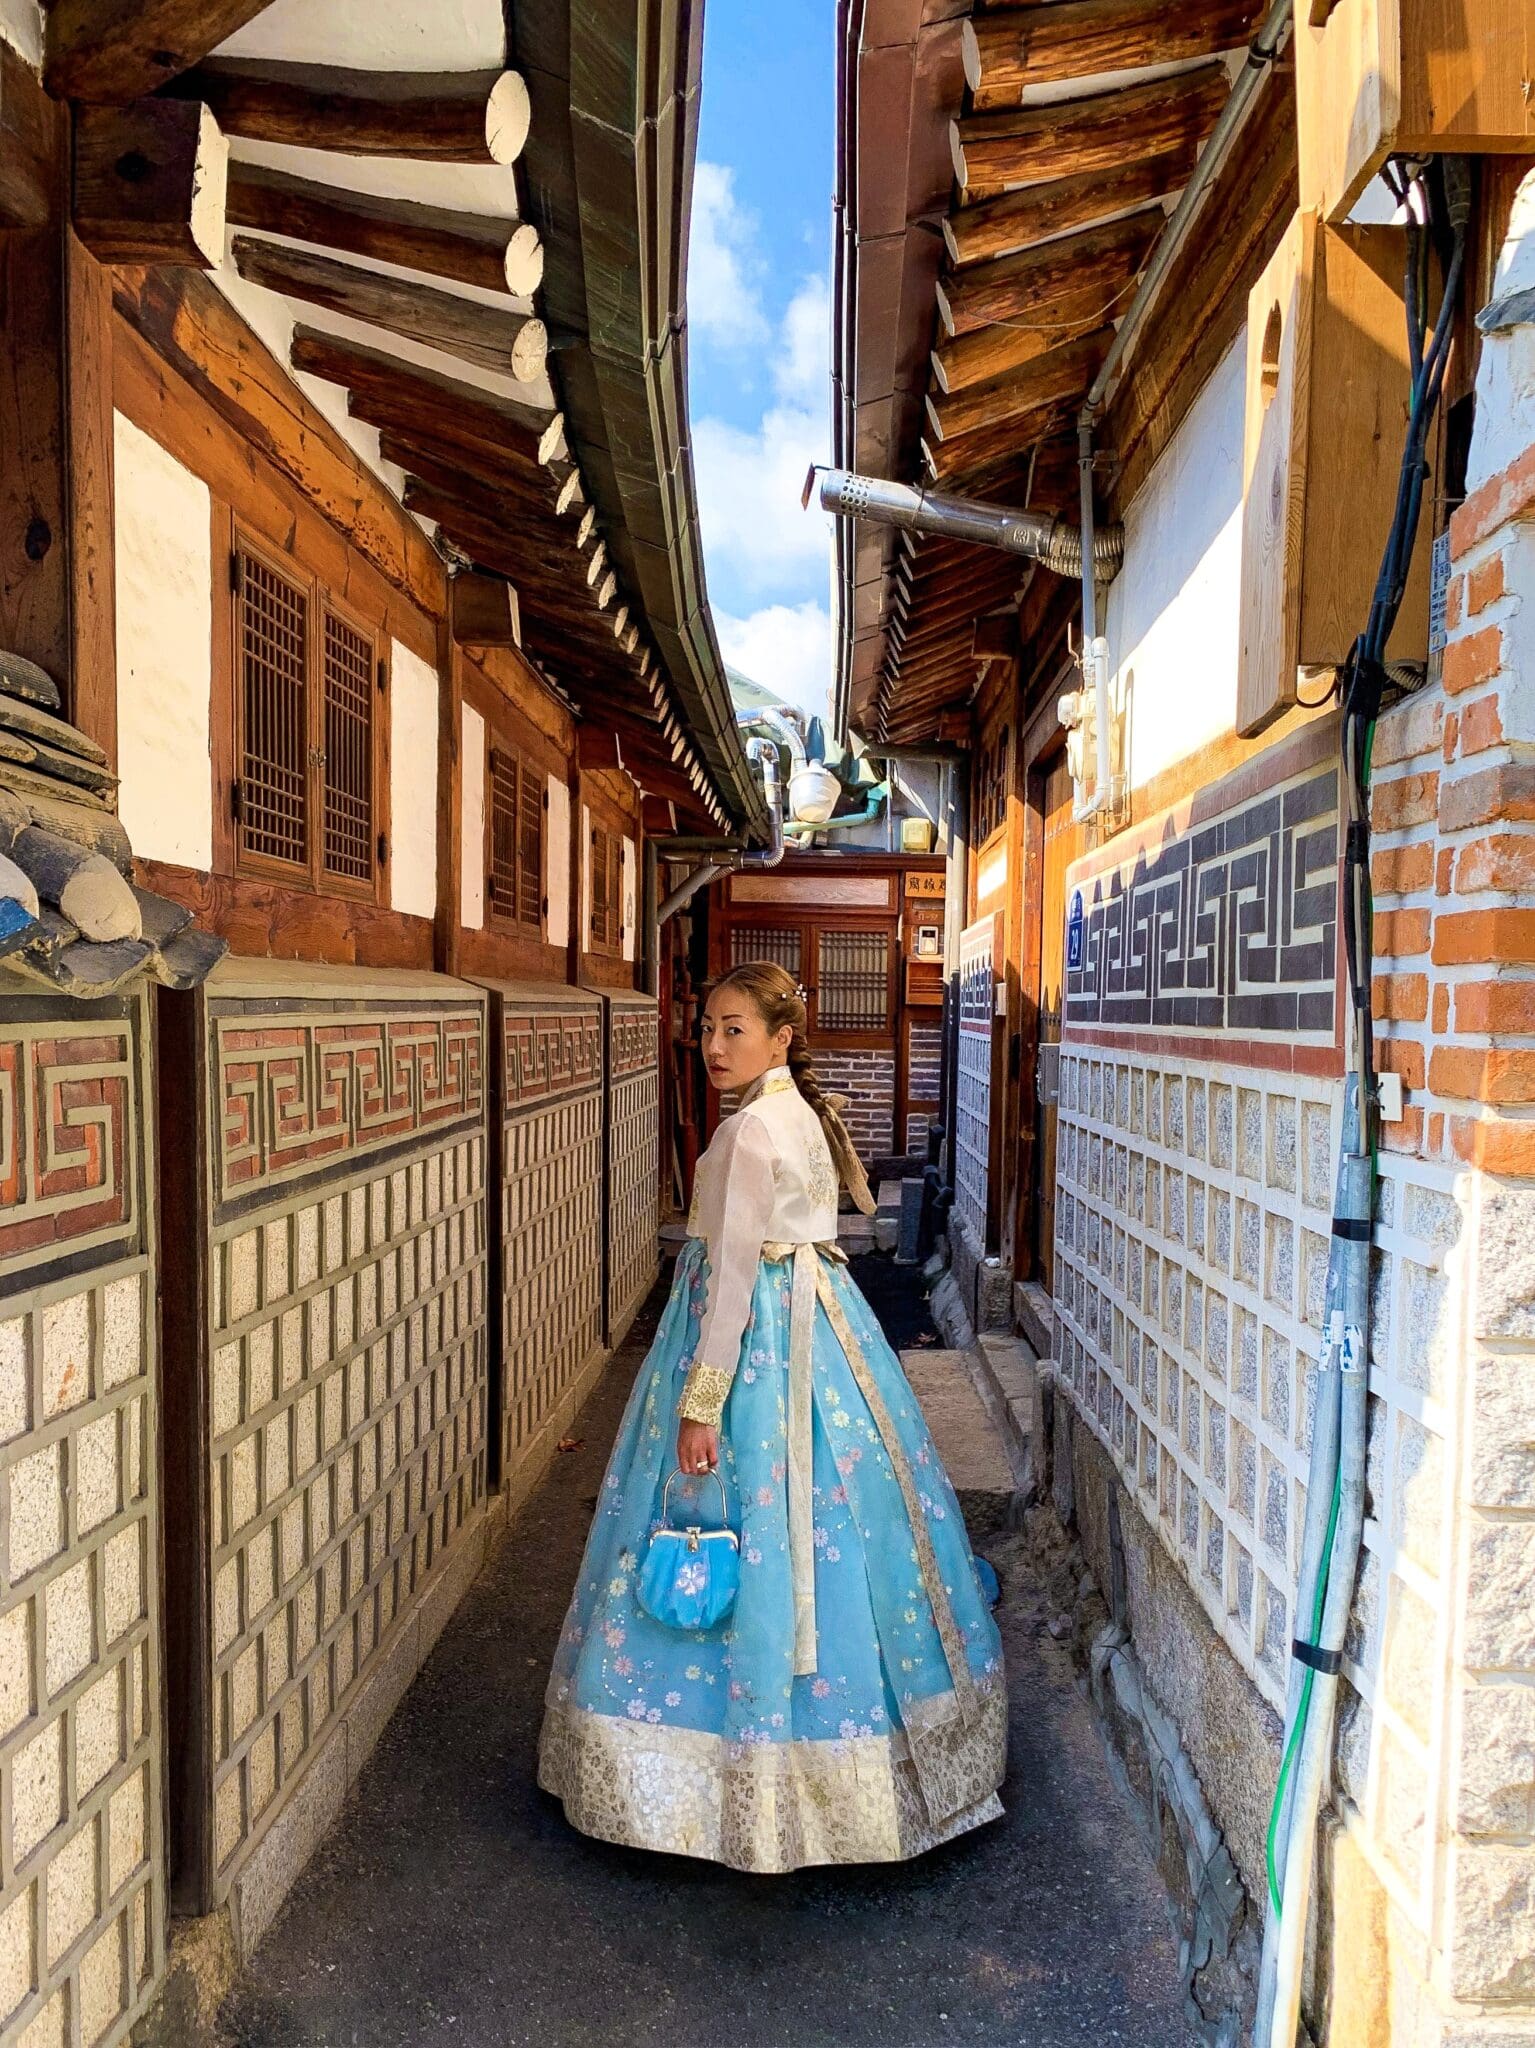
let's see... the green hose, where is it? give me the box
[1265,1462,1343,1913]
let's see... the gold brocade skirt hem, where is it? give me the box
[537,1689,1007,1875]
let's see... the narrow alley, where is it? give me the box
[218,1260,1198,2048]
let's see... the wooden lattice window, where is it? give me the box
[730,926,802,980]
[487,744,543,932]
[322,607,373,882]
[817,929,891,1030]
[589,823,623,952]
[233,537,379,895]
[238,553,309,868]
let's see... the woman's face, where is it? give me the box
[700,987,792,1094]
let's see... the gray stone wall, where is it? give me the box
[604,995,658,1343]
[814,1049,895,1161]
[0,981,166,2048]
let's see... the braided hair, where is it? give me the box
[709,961,877,1216]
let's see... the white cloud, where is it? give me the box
[689,162,769,348]
[715,601,831,719]
[774,274,829,409]
[694,400,833,601]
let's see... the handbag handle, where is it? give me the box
[659,1467,728,1528]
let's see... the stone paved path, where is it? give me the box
[220,1257,1200,2048]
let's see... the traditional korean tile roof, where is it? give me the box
[0,650,227,998]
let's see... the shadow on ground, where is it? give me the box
[220,1261,1199,2048]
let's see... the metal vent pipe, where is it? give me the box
[817,470,1124,582]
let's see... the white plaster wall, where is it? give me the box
[389,640,438,920]
[460,704,485,930]
[114,412,215,870]
[0,0,41,63]
[546,776,570,949]
[1104,331,1247,794]
[621,836,637,962]
[1466,168,1535,494]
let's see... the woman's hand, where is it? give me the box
[677,1419,719,1476]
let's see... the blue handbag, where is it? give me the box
[636,1470,740,1631]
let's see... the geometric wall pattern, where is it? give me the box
[954,916,998,1257]
[202,983,488,1899]
[1065,766,1338,1038]
[604,996,658,1342]
[498,992,604,1476]
[215,1006,484,1218]
[0,986,163,2048]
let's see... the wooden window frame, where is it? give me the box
[813,921,896,1036]
[483,731,546,940]
[587,820,624,958]
[229,525,386,903]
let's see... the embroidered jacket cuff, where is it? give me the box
[679,1361,733,1428]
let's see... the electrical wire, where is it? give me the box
[1260,153,1471,1929]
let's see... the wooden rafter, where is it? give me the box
[233,238,547,381]
[962,0,1261,108]
[935,209,1158,338]
[227,163,544,298]
[924,325,1113,442]
[943,149,1198,271]
[168,62,532,165]
[950,61,1228,194]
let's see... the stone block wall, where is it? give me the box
[0,984,165,2048]
[1354,207,1535,2038]
[906,1019,943,1153]
[604,995,659,1343]
[493,986,604,1485]
[194,963,488,1942]
[813,1048,895,1162]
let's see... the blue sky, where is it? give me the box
[690,0,836,715]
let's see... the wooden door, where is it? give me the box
[1032,750,1082,1287]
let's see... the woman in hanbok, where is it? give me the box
[539,961,1006,1871]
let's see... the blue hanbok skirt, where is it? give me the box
[538,1240,1006,1872]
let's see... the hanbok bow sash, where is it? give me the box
[760,1239,980,1736]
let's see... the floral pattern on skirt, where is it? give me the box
[538,1241,1006,1872]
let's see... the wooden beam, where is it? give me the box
[925,327,1113,442]
[169,62,531,165]
[0,53,116,741]
[232,238,547,380]
[112,267,446,621]
[951,59,1229,195]
[933,282,1122,394]
[73,100,228,267]
[0,40,52,229]
[962,0,1261,109]
[227,163,542,298]
[578,726,624,772]
[287,325,561,465]
[922,404,1073,486]
[1104,68,1297,509]
[451,571,520,648]
[944,154,1194,273]
[44,0,278,105]
[936,210,1158,338]
[973,613,1021,660]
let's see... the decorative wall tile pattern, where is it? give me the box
[0,987,162,2048]
[604,996,658,1341]
[0,1020,140,1280]
[955,917,998,1254]
[204,987,488,1897]
[1066,767,1337,1037]
[216,1009,484,1215]
[498,994,603,1474]
[1051,1047,1456,1745]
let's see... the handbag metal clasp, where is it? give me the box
[686,1525,701,1551]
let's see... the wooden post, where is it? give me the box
[434,620,462,979]
[0,56,117,755]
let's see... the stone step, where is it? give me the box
[901,1343,1015,1542]
[974,1330,1040,1478]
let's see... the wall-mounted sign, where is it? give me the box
[732,874,893,908]
[905,871,945,899]
[1066,888,1084,971]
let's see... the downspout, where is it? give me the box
[1072,0,1293,820]
[657,738,784,924]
